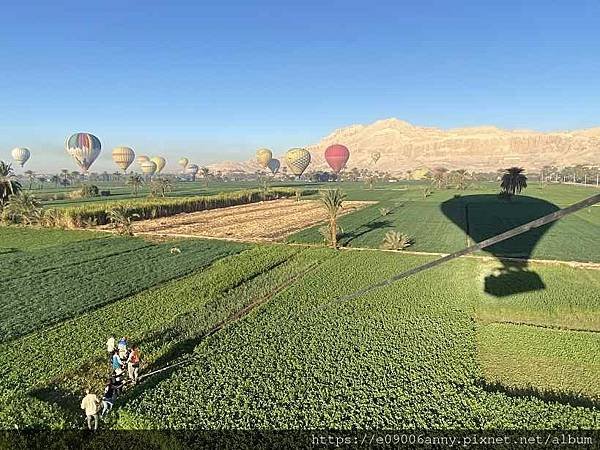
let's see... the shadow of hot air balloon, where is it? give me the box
[440,194,560,297]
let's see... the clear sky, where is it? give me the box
[1,0,599,172]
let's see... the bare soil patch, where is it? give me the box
[131,199,374,242]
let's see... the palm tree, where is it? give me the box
[24,170,35,190]
[1,192,42,225]
[432,167,449,189]
[127,174,144,197]
[319,188,346,248]
[452,169,471,190]
[151,177,172,197]
[201,167,210,187]
[0,161,22,206]
[500,167,528,197]
[50,175,60,188]
[107,206,139,236]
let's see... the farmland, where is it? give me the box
[0,181,599,433]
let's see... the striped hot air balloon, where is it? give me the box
[112,146,135,172]
[256,148,273,168]
[324,144,350,174]
[285,148,311,177]
[178,157,189,170]
[65,133,101,172]
[141,160,157,175]
[150,156,166,174]
[136,155,150,165]
[11,147,31,167]
[267,158,281,175]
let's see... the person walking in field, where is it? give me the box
[127,345,141,384]
[111,368,125,396]
[80,389,100,430]
[111,349,122,372]
[106,336,116,364]
[101,379,117,417]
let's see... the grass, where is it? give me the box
[0,236,248,342]
[0,226,102,251]
[477,323,600,405]
[122,251,600,429]
[476,260,600,331]
[0,245,331,428]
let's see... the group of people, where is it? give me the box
[80,336,143,430]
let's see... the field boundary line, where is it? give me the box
[477,319,600,335]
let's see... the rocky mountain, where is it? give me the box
[208,118,600,174]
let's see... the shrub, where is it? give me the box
[381,231,414,251]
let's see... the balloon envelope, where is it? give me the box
[256,148,273,168]
[150,156,166,173]
[324,144,350,174]
[178,157,189,169]
[285,148,311,176]
[11,147,31,167]
[141,160,157,175]
[65,133,101,172]
[267,158,281,175]
[136,155,150,165]
[371,151,381,164]
[112,146,135,171]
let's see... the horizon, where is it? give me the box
[2,0,600,172]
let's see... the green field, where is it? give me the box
[0,181,598,431]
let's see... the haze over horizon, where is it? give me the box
[2,0,600,172]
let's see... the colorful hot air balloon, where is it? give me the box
[112,146,135,172]
[371,151,381,164]
[150,156,166,174]
[267,158,281,175]
[141,160,157,175]
[285,148,311,177]
[256,148,273,168]
[178,157,189,170]
[324,144,350,174]
[136,155,150,165]
[186,163,199,181]
[65,132,101,172]
[11,147,31,167]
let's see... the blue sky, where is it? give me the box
[1,0,599,172]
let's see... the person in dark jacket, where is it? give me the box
[101,378,117,417]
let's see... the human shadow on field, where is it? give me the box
[441,194,559,297]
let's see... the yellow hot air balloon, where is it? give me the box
[285,148,311,177]
[256,148,273,168]
[112,146,135,172]
[150,156,166,174]
[11,147,31,167]
[178,157,189,170]
[141,160,157,175]
[136,155,150,165]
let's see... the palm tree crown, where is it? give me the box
[500,167,528,196]
[0,161,22,206]
[319,188,346,248]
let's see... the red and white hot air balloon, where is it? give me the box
[324,144,350,174]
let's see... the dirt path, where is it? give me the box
[131,199,374,242]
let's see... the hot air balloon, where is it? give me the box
[136,155,150,165]
[285,148,311,177]
[11,147,31,167]
[65,132,101,172]
[371,151,381,164]
[150,156,166,174]
[267,158,280,175]
[178,157,189,170]
[256,148,273,168]
[324,144,350,174]
[186,163,199,181]
[112,146,135,172]
[141,160,157,175]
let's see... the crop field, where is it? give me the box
[131,199,372,241]
[1,181,599,433]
